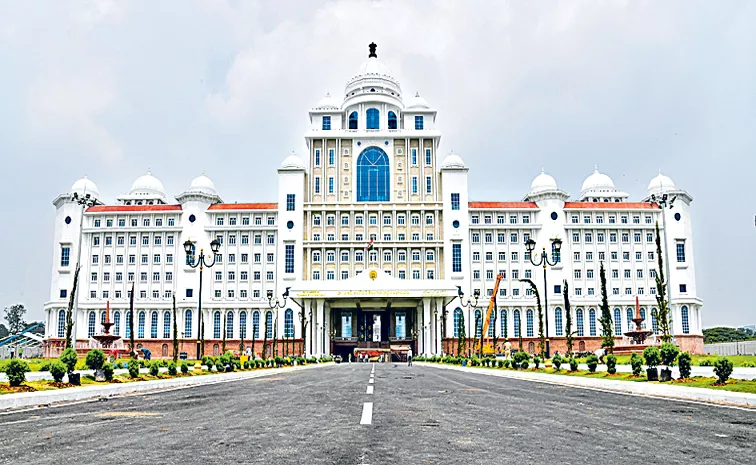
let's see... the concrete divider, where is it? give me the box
[418,363,756,409]
[1,363,327,412]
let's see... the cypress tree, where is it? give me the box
[598,262,614,353]
[563,280,574,357]
[520,279,545,359]
[65,265,80,349]
[172,294,178,363]
[654,221,672,342]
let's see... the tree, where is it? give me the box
[563,280,574,357]
[3,304,27,334]
[703,327,756,344]
[472,311,481,357]
[65,265,80,348]
[654,221,672,342]
[221,313,227,354]
[597,262,614,353]
[272,312,279,357]
[520,279,545,360]
[0,324,8,339]
[262,312,269,358]
[128,282,135,356]
[457,312,466,356]
[172,294,179,363]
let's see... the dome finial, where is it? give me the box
[594,164,598,172]
[368,42,377,58]
[541,167,545,174]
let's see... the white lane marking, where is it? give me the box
[366,385,374,395]
[371,363,375,374]
[360,402,373,425]
[370,373,374,378]
[368,378,374,384]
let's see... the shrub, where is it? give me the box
[180,362,189,374]
[569,358,578,372]
[699,359,713,367]
[3,359,30,387]
[586,355,599,373]
[743,361,756,368]
[102,363,114,381]
[643,346,661,369]
[39,361,52,372]
[85,349,106,371]
[50,361,66,383]
[149,363,159,377]
[497,360,504,368]
[59,347,78,374]
[713,357,734,384]
[243,361,250,369]
[606,354,617,374]
[630,353,643,376]
[520,359,529,369]
[168,362,178,376]
[512,351,528,369]
[128,359,140,378]
[532,356,541,369]
[678,352,692,379]
[552,353,563,371]
[660,343,680,367]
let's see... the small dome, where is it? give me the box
[581,166,616,195]
[189,173,216,196]
[281,152,306,170]
[440,152,466,169]
[647,171,676,195]
[406,91,430,109]
[71,176,100,199]
[530,168,558,194]
[357,56,394,78]
[313,92,339,110]
[130,171,166,198]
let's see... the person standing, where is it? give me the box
[407,347,413,367]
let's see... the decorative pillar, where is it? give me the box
[423,298,431,356]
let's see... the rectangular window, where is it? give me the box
[426,176,432,194]
[285,244,295,274]
[322,116,331,130]
[328,149,335,165]
[328,177,334,194]
[314,177,320,194]
[452,244,462,272]
[425,148,432,165]
[411,177,418,194]
[411,148,418,165]
[314,149,321,166]
[676,242,686,262]
[679,284,687,293]
[414,115,424,130]
[286,194,295,211]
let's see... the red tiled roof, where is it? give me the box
[563,202,657,210]
[468,201,538,209]
[86,205,182,213]
[208,203,278,210]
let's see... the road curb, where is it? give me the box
[418,363,756,409]
[0,363,327,412]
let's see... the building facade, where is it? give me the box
[43,45,704,358]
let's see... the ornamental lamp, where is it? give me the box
[473,289,481,299]
[266,289,273,300]
[183,240,194,255]
[525,238,537,253]
[283,287,291,298]
[210,239,221,254]
[456,286,464,298]
[552,237,563,254]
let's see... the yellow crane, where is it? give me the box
[479,273,504,355]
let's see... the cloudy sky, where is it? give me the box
[0,0,754,327]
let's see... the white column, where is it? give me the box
[324,304,332,356]
[423,298,431,356]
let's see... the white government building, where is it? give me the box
[43,44,704,360]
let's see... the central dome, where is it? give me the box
[581,167,615,195]
[281,153,306,170]
[440,152,466,169]
[189,173,216,196]
[130,171,166,198]
[71,176,100,199]
[530,169,558,194]
[647,171,676,195]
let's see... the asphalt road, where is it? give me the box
[0,363,754,464]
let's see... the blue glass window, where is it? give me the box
[328,149,335,165]
[626,308,633,331]
[88,311,96,337]
[60,246,70,267]
[314,177,320,193]
[349,111,358,129]
[114,311,121,337]
[213,311,221,338]
[163,311,171,339]
[411,176,418,194]
[453,308,463,337]
[640,308,647,329]
[676,242,686,262]
[452,244,462,273]
[226,311,234,339]
[388,111,397,129]
[451,193,460,210]
[184,309,191,337]
[239,311,247,340]
[366,108,379,129]
[414,115,424,130]
[614,308,622,335]
[425,149,432,165]
[651,309,659,334]
[314,149,320,166]
[285,244,295,273]
[252,311,260,339]
[57,309,66,337]
[488,311,495,337]
[526,310,534,337]
[356,147,390,202]
[681,306,690,334]
[513,310,521,337]
[500,310,508,338]
[266,312,273,338]
[322,116,331,130]
[286,194,295,211]
[138,311,145,338]
[555,308,563,336]
[589,309,597,336]
[284,309,294,338]
[151,311,158,338]
[474,310,482,338]
[576,309,584,336]
[328,177,334,194]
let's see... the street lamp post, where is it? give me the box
[184,239,220,362]
[266,287,290,357]
[650,192,675,336]
[70,191,98,347]
[525,237,562,359]
[457,287,480,357]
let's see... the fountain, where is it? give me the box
[92,301,122,350]
[614,296,654,355]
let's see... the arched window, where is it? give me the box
[474,309,482,338]
[651,308,659,334]
[388,111,397,129]
[57,309,66,338]
[527,341,535,354]
[161,344,168,357]
[576,309,584,337]
[348,111,358,129]
[487,311,496,337]
[555,308,563,336]
[526,310,534,337]
[453,308,463,338]
[114,311,121,337]
[513,310,521,338]
[138,311,145,338]
[239,311,247,340]
[366,108,379,129]
[589,309,597,336]
[184,309,192,338]
[614,308,622,335]
[500,309,508,338]
[579,340,586,352]
[252,311,260,339]
[681,306,690,334]
[101,311,106,323]
[626,308,634,331]
[88,311,96,337]
[640,308,647,329]
[126,310,132,338]
[356,147,390,202]
[163,311,171,339]
[284,309,294,338]
[213,344,219,356]
[226,311,234,339]
[151,312,158,338]
[265,311,273,338]
[213,311,221,339]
